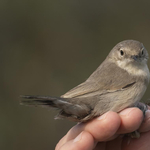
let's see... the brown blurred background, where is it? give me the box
[1,0,150,150]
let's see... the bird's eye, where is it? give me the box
[120,50,124,56]
[142,50,144,55]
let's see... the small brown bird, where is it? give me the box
[21,40,150,124]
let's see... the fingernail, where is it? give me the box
[73,132,83,142]
[119,108,136,116]
[97,112,110,120]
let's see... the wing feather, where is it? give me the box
[62,60,136,98]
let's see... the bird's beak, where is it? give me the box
[131,55,140,61]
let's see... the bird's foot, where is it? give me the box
[126,130,140,138]
[136,102,148,118]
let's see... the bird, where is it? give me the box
[21,40,150,124]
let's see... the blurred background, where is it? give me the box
[1,0,150,149]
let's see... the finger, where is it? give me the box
[55,123,94,149]
[139,109,150,132]
[72,111,121,141]
[117,108,143,134]
[56,131,95,150]
[82,111,121,141]
[55,135,67,150]
[56,123,83,148]
[57,111,121,148]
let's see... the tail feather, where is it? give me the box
[20,95,67,108]
[20,95,91,122]
[20,95,58,100]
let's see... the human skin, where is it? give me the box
[55,107,150,150]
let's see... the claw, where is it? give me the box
[127,130,140,139]
[136,102,148,118]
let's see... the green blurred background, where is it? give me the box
[1,0,150,150]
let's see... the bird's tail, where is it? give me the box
[20,95,67,108]
[20,95,91,122]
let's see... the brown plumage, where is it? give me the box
[21,40,150,122]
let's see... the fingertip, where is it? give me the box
[55,135,67,150]
[58,131,95,150]
[118,108,143,134]
[73,131,95,148]
[85,111,121,141]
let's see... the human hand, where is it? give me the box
[56,107,150,150]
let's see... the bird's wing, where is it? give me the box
[62,60,136,98]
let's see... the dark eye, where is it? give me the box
[120,50,124,56]
[142,50,144,55]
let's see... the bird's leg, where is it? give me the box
[126,102,148,138]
